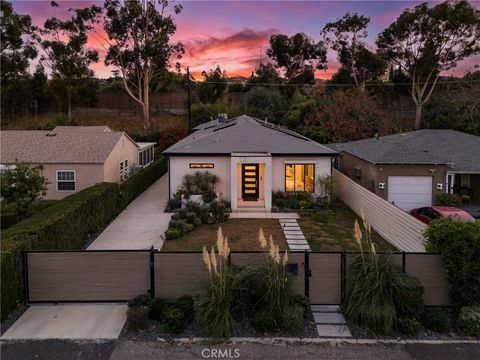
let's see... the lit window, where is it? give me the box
[189,163,214,169]
[57,171,75,191]
[285,164,314,192]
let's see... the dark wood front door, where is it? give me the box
[242,164,259,201]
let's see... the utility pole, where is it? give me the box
[186,67,191,132]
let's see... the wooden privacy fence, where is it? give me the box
[24,250,449,306]
[333,168,427,252]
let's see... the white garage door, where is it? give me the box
[387,176,433,211]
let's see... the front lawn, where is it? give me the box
[298,203,397,252]
[161,219,287,251]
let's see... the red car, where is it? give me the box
[410,206,475,224]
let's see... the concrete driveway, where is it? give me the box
[88,173,172,250]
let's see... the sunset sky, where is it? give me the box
[12,0,480,79]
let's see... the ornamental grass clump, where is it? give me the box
[342,212,399,335]
[195,227,237,338]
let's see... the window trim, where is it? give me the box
[189,163,214,169]
[119,159,129,181]
[284,163,315,193]
[56,170,76,192]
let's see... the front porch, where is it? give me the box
[447,172,480,218]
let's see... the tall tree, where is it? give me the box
[197,65,228,103]
[247,63,281,87]
[39,3,101,120]
[376,0,480,129]
[103,0,184,130]
[267,32,327,85]
[322,12,386,91]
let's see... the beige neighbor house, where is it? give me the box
[328,130,480,212]
[0,126,156,200]
[163,115,337,212]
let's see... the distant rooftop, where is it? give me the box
[53,125,113,133]
[327,129,480,173]
[165,115,336,156]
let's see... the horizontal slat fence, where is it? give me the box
[333,169,427,252]
[25,250,450,306]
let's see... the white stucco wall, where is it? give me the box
[272,156,333,195]
[168,156,231,200]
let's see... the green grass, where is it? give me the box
[298,203,397,252]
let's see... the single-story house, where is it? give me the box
[0,126,155,200]
[163,114,337,211]
[328,129,480,211]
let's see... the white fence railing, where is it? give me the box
[333,169,426,252]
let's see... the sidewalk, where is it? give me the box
[88,173,172,250]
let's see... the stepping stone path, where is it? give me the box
[311,305,352,338]
[279,219,311,252]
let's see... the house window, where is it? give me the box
[285,164,315,192]
[454,174,470,187]
[57,170,75,191]
[120,159,129,181]
[139,147,155,167]
[190,163,214,169]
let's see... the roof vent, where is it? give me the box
[45,132,57,137]
[217,113,228,124]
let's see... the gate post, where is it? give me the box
[23,251,29,305]
[149,246,155,298]
[402,252,406,273]
[341,251,346,304]
[304,250,310,298]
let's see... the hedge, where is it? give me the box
[1,200,57,230]
[0,157,168,321]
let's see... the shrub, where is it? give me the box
[290,293,310,318]
[165,228,181,240]
[128,294,153,308]
[184,223,194,232]
[119,157,168,206]
[421,308,449,333]
[1,200,57,230]
[211,201,229,223]
[167,199,181,211]
[126,306,149,330]
[425,219,480,310]
[202,190,217,203]
[181,171,220,195]
[176,295,195,322]
[280,305,304,332]
[398,318,420,336]
[272,191,315,210]
[148,298,166,321]
[393,273,424,318]
[253,308,277,333]
[457,306,480,337]
[436,193,462,207]
[163,307,186,334]
[185,212,196,225]
[198,205,210,224]
[169,219,187,234]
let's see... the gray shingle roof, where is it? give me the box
[164,115,337,156]
[0,130,127,164]
[327,129,480,173]
[53,125,113,133]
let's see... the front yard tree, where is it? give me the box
[376,0,480,130]
[267,32,327,85]
[322,13,386,92]
[0,163,47,217]
[103,0,184,131]
[39,3,101,120]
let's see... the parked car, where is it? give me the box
[410,206,475,224]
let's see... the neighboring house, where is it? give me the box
[328,130,480,211]
[0,126,154,200]
[163,115,337,211]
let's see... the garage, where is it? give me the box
[387,176,433,211]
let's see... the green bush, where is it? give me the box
[253,308,277,333]
[425,219,480,310]
[185,212,196,224]
[176,296,195,322]
[163,307,186,334]
[421,308,449,333]
[202,190,217,203]
[128,294,153,308]
[290,293,310,318]
[165,228,181,240]
[457,306,480,337]
[393,273,424,318]
[211,201,229,222]
[148,298,166,321]
[272,191,315,210]
[281,305,304,332]
[127,306,149,330]
[397,318,420,336]
[119,157,168,206]
[1,200,57,230]
[184,223,194,232]
[436,193,462,207]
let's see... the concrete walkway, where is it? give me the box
[279,218,311,252]
[311,305,352,338]
[88,174,171,250]
[1,304,127,340]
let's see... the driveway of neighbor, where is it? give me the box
[88,173,171,250]
[1,304,127,340]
